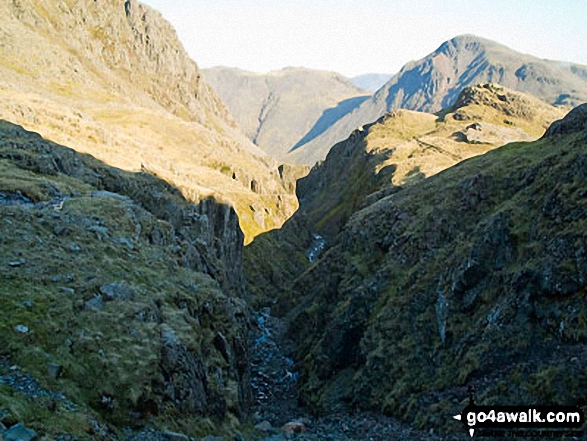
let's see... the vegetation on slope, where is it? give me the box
[0,121,252,439]
[288,104,587,432]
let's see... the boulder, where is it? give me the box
[99,282,134,301]
[84,295,104,311]
[3,423,37,441]
[281,420,306,434]
[8,259,25,268]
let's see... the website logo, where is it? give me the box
[454,405,585,438]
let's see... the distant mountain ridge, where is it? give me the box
[288,35,587,165]
[203,66,369,162]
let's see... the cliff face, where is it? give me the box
[287,105,587,432]
[0,120,252,437]
[289,35,587,165]
[2,0,230,124]
[0,0,299,243]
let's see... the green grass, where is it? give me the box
[285,125,587,433]
[0,123,252,438]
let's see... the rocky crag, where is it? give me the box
[0,121,252,439]
[0,0,299,243]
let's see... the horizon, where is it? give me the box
[140,0,587,78]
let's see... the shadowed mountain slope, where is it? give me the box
[0,120,253,438]
[287,104,587,434]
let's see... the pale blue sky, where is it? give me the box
[141,0,587,77]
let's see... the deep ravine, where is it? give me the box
[248,309,450,440]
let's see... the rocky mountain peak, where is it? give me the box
[0,0,301,243]
[2,0,233,126]
[436,34,490,57]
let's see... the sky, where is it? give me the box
[140,0,587,78]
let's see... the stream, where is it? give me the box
[306,234,326,263]
[245,232,450,440]
[249,309,447,441]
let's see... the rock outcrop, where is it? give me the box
[0,121,252,438]
[0,0,299,243]
[544,103,587,137]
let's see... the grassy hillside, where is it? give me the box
[0,120,252,439]
[288,104,587,433]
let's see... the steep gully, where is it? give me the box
[247,240,445,440]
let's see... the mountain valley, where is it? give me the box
[0,1,586,440]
